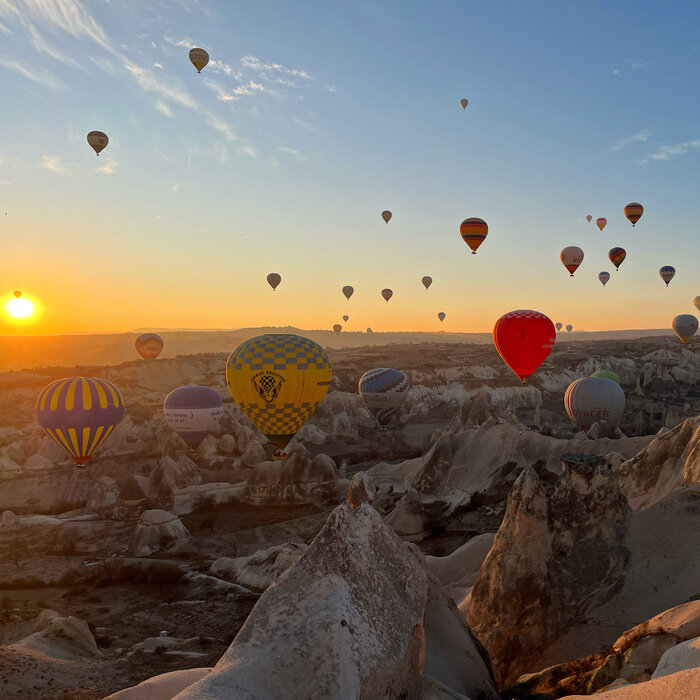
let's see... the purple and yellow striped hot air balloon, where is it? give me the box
[36,377,125,467]
[609,247,627,270]
[460,218,488,254]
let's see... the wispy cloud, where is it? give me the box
[613,130,651,151]
[0,19,11,34]
[641,139,700,163]
[93,157,117,175]
[155,100,173,117]
[171,184,181,192]
[28,25,80,67]
[205,78,269,101]
[240,55,312,81]
[613,58,645,76]
[204,113,237,142]
[40,154,67,174]
[0,56,64,89]
[277,146,306,161]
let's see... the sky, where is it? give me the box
[0,0,698,336]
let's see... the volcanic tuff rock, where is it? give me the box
[468,456,700,687]
[170,501,498,699]
[128,509,190,557]
[615,415,700,509]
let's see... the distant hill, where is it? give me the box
[0,326,675,373]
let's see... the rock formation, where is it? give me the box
[128,509,190,556]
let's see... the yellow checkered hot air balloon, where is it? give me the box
[225,334,332,451]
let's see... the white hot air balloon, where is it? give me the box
[564,377,625,430]
[672,314,698,343]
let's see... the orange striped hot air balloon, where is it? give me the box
[624,202,643,227]
[460,218,488,254]
[596,218,607,231]
[609,247,626,270]
[36,377,125,467]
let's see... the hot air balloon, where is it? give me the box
[609,247,626,270]
[438,312,446,322]
[555,322,563,332]
[343,315,349,323]
[381,288,393,302]
[586,215,592,222]
[36,377,125,467]
[188,47,209,73]
[672,314,698,343]
[564,377,625,431]
[460,98,469,109]
[566,324,573,333]
[460,218,488,254]
[659,266,676,286]
[13,290,21,298]
[226,334,331,451]
[358,368,409,428]
[333,324,342,335]
[87,131,108,156]
[342,285,354,300]
[624,202,643,227]
[560,246,584,276]
[135,333,164,360]
[267,273,281,291]
[598,271,611,286]
[422,276,433,290]
[695,296,700,311]
[163,385,222,447]
[366,328,373,334]
[591,369,620,384]
[596,218,607,231]
[493,310,555,384]
[381,210,392,223]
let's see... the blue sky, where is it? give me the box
[0,0,698,334]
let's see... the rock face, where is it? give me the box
[128,509,190,556]
[210,543,307,591]
[615,415,700,509]
[11,610,101,660]
[175,502,498,699]
[468,455,700,688]
[245,447,338,505]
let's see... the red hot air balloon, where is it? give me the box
[596,218,607,231]
[493,310,556,384]
[135,333,164,359]
[560,246,584,276]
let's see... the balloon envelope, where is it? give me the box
[560,246,584,276]
[438,312,446,322]
[333,324,342,335]
[659,266,675,286]
[36,377,125,466]
[598,271,611,286]
[188,47,209,73]
[358,368,409,427]
[591,369,620,384]
[460,98,469,109]
[267,273,281,290]
[609,247,626,270]
[672,314,698,343]
[624,202,643,227]
[460,218,488,254]
[564,377,625,430]
[555,322,563,332]
[342,315,349,323]
[13,290,21,298]
[381,288,393,302]
[586,215,592,222]
[695,296,700,311]
[163,385,222,446]
[342,285,354,300]
[135,333,164,359]
[87,131,108,156]
[596,218,607,231]
[566,324,573,333]
[493,310,555,383]
[422,276,433,290]
[381,210,392,223]
[226,334,331,449]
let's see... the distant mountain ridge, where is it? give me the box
[0,326,674,373]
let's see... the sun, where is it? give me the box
[6,297,35,319]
